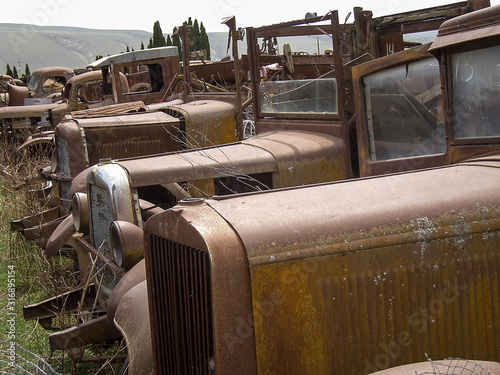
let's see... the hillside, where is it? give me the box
[0,23,236,74]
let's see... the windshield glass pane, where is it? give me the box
[260,78,337,114]
[452,45,500,139]
[363,57,445,161]
[27,73,41,91]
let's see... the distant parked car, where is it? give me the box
[26,66,75,101]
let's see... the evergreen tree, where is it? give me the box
[126,45,130,52]
[12,66,18,79]
[200,22,210,60]
[166,35,172,46]
[6,63,13,77]
[189,19,200,51]
[172,26,182,60]
[151,20,167,48]
[141,41,145,50]
[24,63,30,78]
[148,37,153,49]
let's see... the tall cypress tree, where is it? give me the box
[6,63,13,77]
[192,19,201,51]
[200,22,210,60]
[151,20,167,47]
[172,26,182,60]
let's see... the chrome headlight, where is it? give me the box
[72,192,89,234]
[110,221,144,269]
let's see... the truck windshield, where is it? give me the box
[27,73,41,91]
[362,57,445,161]
[452,44,500,139]
[259,78,338,114]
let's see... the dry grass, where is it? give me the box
[0,142,126,374]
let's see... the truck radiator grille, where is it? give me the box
[98,140,163,159]
[147,234,213,375]
[89,184,113,252]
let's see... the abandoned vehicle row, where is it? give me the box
[3,1,500,374]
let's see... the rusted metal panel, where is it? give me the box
[23,284,97,322]
[377,26,404,57]
[249,237,499,373]
[163,100,238,148]
[206,161,500,260]
[0,102,61,118]
[114,130,345,189]
[113,280,153,375]
[429,4,500,51]
[144,200,257,375]
[144,160,500,373]
[49,315,122,361]
[372,2,470,31]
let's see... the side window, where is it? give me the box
[362,57,445,161]
[42,76,67,94]
[452,44,500,139]
[125,63,164,94]
[77,81,103,104]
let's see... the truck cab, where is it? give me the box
[1,47,181,154]
[142,4,500,375]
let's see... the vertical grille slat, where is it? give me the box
[147,234,213,375]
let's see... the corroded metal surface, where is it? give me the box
[145,160,500,374]
[145,200,257,375]
[429,3,500,50]
[114,130,346,190]
[114,280,153,375]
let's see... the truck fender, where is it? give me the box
[114,279,153,375]
[16,131,55,154]
[45,214,74,258]
[106,259,146,324]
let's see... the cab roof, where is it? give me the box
[429,4,500,51]
[88,46,179,69]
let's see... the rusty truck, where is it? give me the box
[135,4,500,375]
[21,1,494,370]
[10,43,244,248]
[0,47,181,155]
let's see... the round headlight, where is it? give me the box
[72,192,89,233]
[110,221,144,269]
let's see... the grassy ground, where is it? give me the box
[0,149,126,374]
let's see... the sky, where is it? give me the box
[1,0,499,34]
